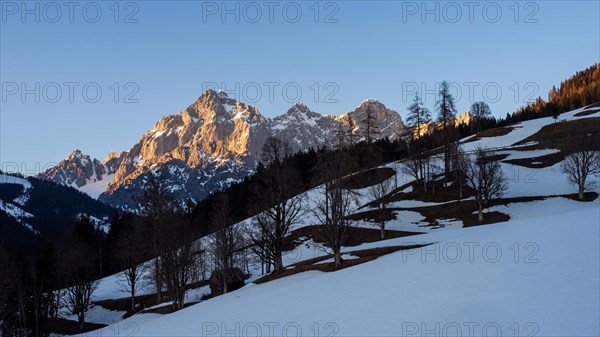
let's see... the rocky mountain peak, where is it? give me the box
[287,102,310,114]
[37,150,108,188]
[40,92,408,209]
[358,98,383,107]
[67,149,86,160]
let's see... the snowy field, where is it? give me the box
[84,200,599,336]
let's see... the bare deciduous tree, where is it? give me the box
[61,244,100,330]
[470,101,492,132]
[368,175,393,239]
[464,147,508,222]
[139,174,177,302]
[250,137,305,273]
[208,193,244,294]
[313,152,357,269]
[450,143,469,200]
[115,217,145,312]
[160,216,201,310]
[561,149,600,200]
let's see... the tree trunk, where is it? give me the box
[274,253,284,273]
[130,281,136,311]
[154,259,162,302]
[334,251,342,269]
[478,201,484,222]
[178,293,185,310]
[579,185,585,200]
[380,224,385,239]
[78,314,85,331]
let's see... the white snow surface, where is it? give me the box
[86,201,599,336]
[78,174,114,199]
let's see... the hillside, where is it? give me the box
[72,105,600,337]
[0,174,115,251]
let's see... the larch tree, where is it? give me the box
[406,92,432,184]
[435,81,457,180]
[406,92,432,140]
[361,104,379,144]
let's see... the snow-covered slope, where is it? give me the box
[85,201,599,336]
[0,173,115,249]
[79,105,600,337]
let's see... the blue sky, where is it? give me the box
[1,0,598,174]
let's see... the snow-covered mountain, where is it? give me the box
[38,90,407,208]
[36,150,117,199]
[0,173,114,250]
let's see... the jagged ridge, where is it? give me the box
[38,90,406,208]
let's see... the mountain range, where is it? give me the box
[37,90,407,208]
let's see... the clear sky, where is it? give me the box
[1,0,598,174]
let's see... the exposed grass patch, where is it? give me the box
[140,301,199,315]
[513,118,600,148]
[463,126,514,143]
[254,244,429,284]
[95,280,209,318]
[400,199,511,229]
[338,167,395,190]
[503,151,565,168]
[574,108,600,117]
[388,180,477,204]
[291,225,422,248]
[561,192,598,202]
[46,318,107,335]
[502,118,600,168]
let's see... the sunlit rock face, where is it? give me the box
[39,90,407,209]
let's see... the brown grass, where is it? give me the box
[46,318,107,335]
[513,117,600,147]
[463,126,514,143]
[141,301,199,315]
[503,151,565,168]
[290,225,422,248]
[254,244,429,284]
[401,199,511,229]
[338,167,395,190]
[561,192,599,202]
[95,280,209,318]
[503,118,600,168]
[388,180,477,204]
[574,108,600,117]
